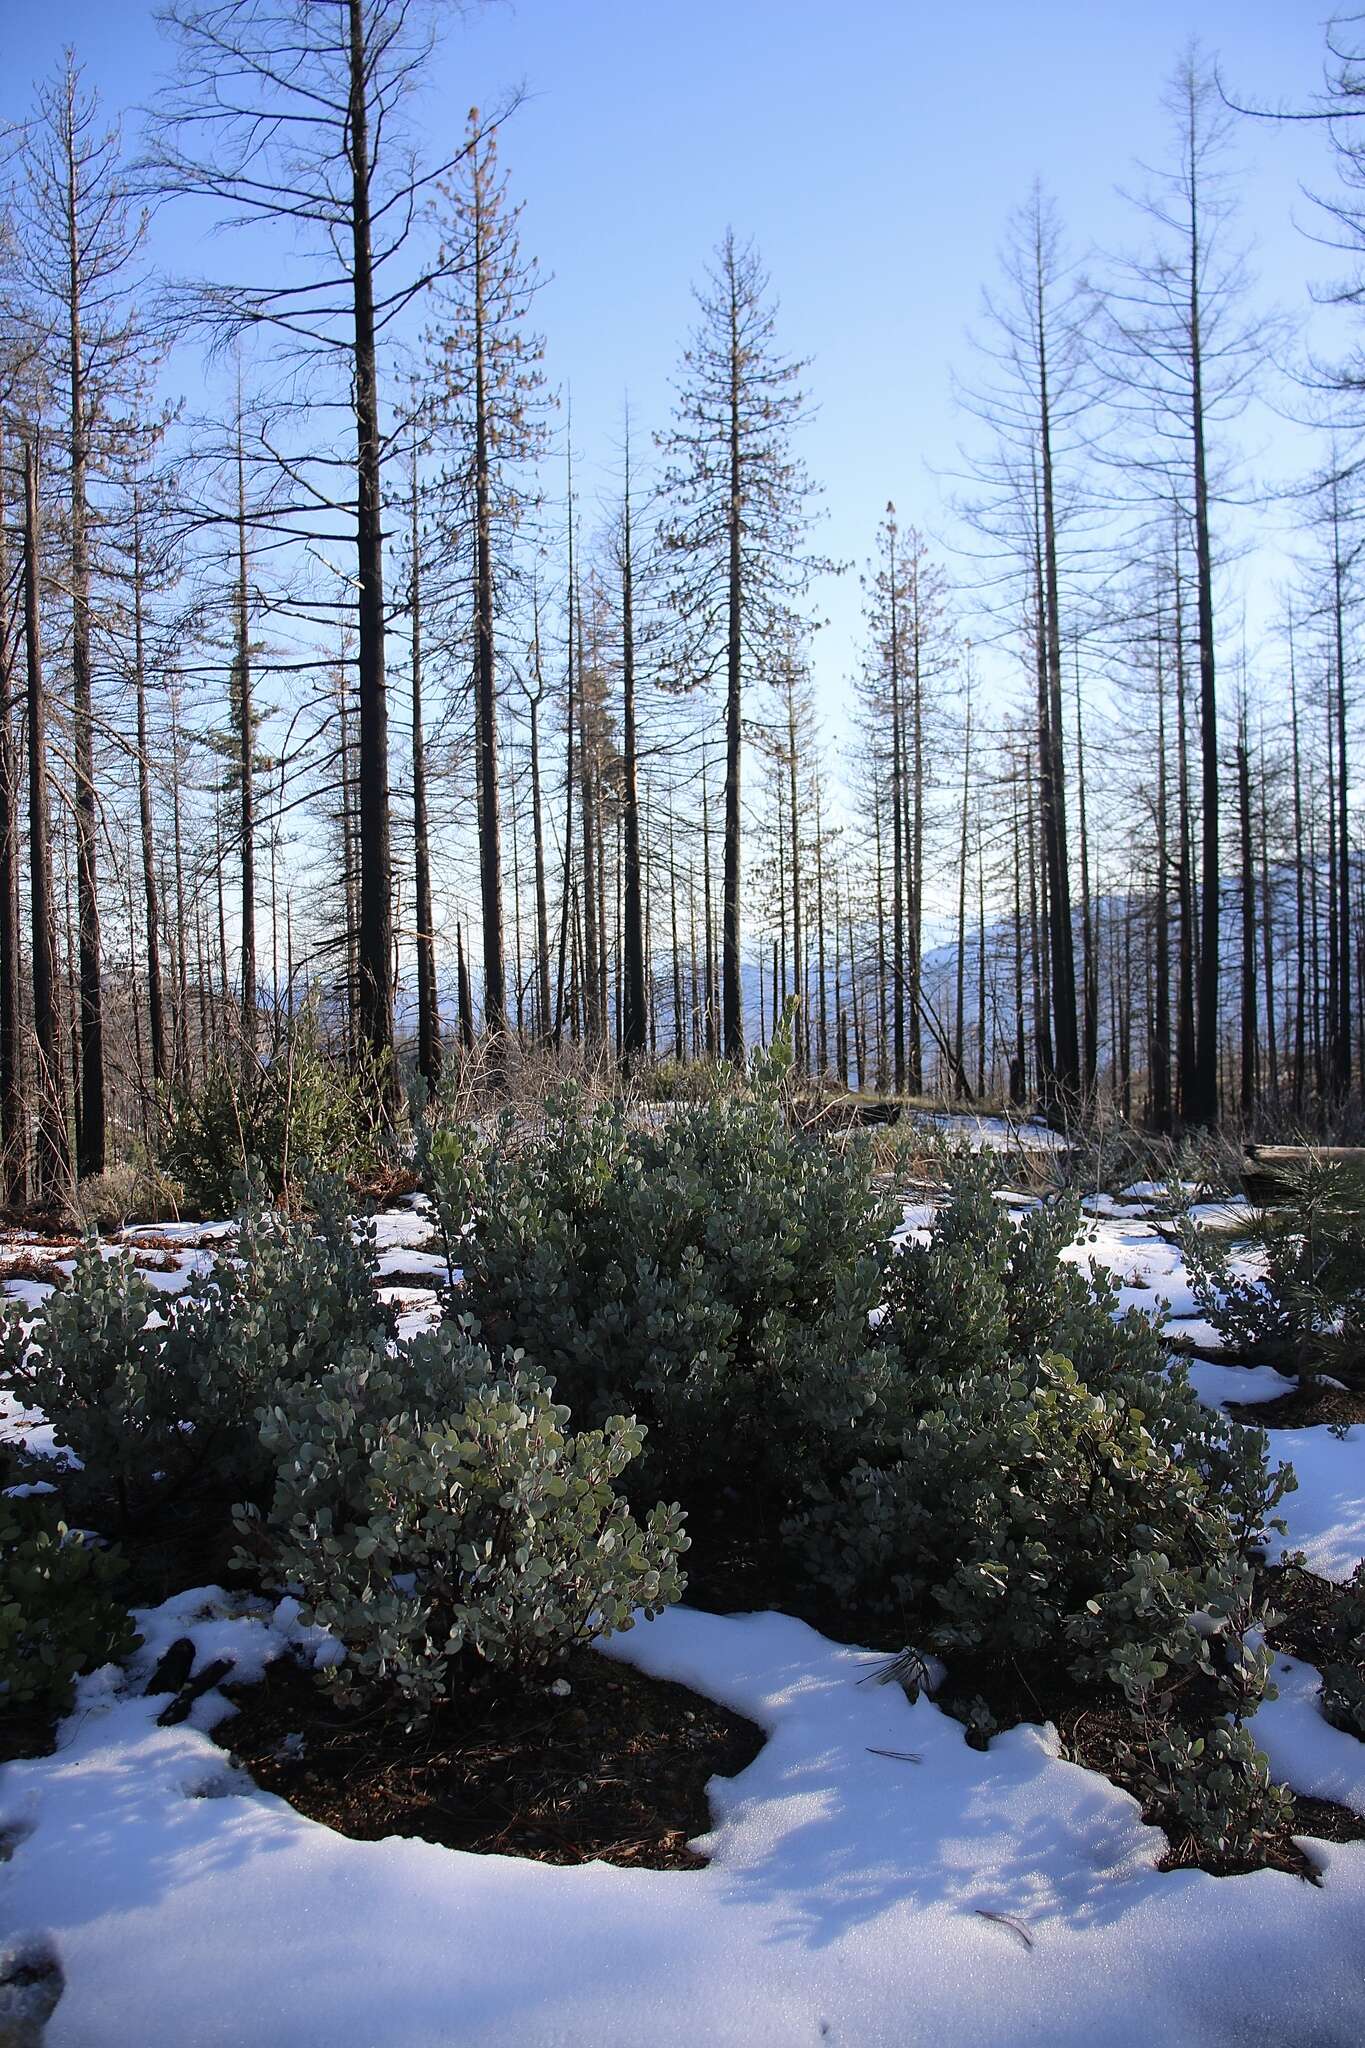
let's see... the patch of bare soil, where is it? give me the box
[1226,1380,1365,1430]
[215,1645,764,1869]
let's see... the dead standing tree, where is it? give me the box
[422,110,546,1049]
[1094,47,1271,1123]
[146,0,514,1098]
[660,232,828,1062]
[17,57,162,1174]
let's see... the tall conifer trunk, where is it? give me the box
[24,441,69,1195]
[409,464,440,1089]
[0,428,24,1203]
[132,495,167,1090]
[346,0,396,1095]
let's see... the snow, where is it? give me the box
[117,1221,238,1243]
[1073,1213,1364,1584]
[908,1110,1069,1152]
[0,1598,1361,2048]
[368,1198,439,1255]
[0,1278,53,1313]
[1259,1426,1365,1584]
[1183,1359,1299,1409]
[1257,1653,1365,1816]
[3,1188,1365,2044]
[0,1390,65,1463]
[374,1246,451,1283]
[0,1242,209,1302]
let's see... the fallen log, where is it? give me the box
[1242,1144,1365,1208]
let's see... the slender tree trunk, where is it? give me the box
[1237,719,1257,1118]
[644,792,657,1058]
[702,752,717,1058]
[847,890,864,1087]
[687,865,700,1059]
[347,0,396,1091]
[874,781,888,1093]
[1332,489,1352,1101]
[722,269,745,1060]
[1258,725,1279,1112]
[0,427,25,1203]
[578,588,602,1048]
[171,687,190,1083]
[553,487,576,1046]
[194,908,209,1070]
[976,822,987,1099]
[1035,266,1079,1100]
[1326,683,1339,1103]
[470,155,506,1043]
[907,609,925,1093]
[953,693,972,1099]
[1011,768,1027,1105]
[668,803,684,1062]
[1026,743,1051,1089]
[64,87,104,1175]
[815,776,829,1078]
[785,679,806,1072]
[888,533,905,1093]
[1290,623,1307,1114]
[215,801,230,1040]
[510,729,525,1037]
[234,418,257,1063]
[124,829,148,1149]
[1310,789,1324,1102]
[456,923,475,1051]
[24,441,69,1195]
[1174,536,1197,1120]
[527,615,552,1044]
[1151,624,1172,1133]
[620,453,646,1060]
[596,745,609,1045]
[1073,645,1097,1092]
[338,662,360,1056]
[1189,180,1221,1126]
[132,494,167,1092]
[409,463,441,1090]
[64,858,81,1162]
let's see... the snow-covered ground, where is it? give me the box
[2,1189,1363,2045]
[908,1109,1070,1152]
[0,1595,1361,2048]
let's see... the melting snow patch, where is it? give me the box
[1,1602,1364,2045]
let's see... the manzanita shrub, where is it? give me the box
[234,1322,688,1722]
[422,1072,898,1510]
[0,1490,139,1716]
[157,1003,388,1213]
[0,1175,390,1527]
[794,1158,1290,1660]
[1138,1721,1295,1868]
[790,1155,1297,1860]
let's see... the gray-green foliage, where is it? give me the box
[0,1175,390,1526]
[423,1078,897,1505]
[790,1157,1295,1849]
[0,1491,139,1715]
[1321,1561,1365,1741]
[0,1245,167,1527]
[1175,1161,1365,1387]
[158,1004,387,1213]
[234,1322,688,1721]
[1137,1721,1294,1867]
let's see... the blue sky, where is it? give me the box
[4,0,1342,733]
